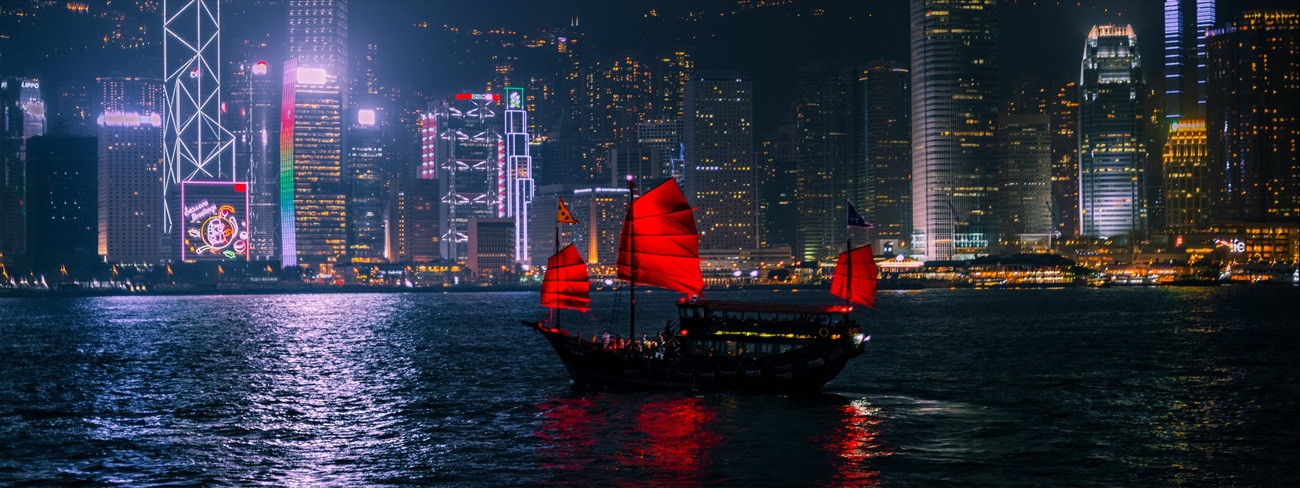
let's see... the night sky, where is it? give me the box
[2,0,1294,135]
[352,0,1293,133]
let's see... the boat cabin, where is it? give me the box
[676,298,860,358]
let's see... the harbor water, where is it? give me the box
[1,286,1297,486]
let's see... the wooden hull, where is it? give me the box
[526,322,866,392]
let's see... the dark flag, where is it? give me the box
[846,200,873,229]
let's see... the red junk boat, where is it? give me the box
[526,178,875,391]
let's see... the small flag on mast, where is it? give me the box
[846,200,873,229]
[557,198,579,224]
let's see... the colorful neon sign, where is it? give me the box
[455,93,499,101]
[181,181,250,261]
[506,87,523,109]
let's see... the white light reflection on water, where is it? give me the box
[238,294,415,485]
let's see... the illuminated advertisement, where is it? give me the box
[181,181,250,261]
[506,87,523,109]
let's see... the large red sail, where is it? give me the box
[542,244,590,312]
[617,178,704,296]
[831,245,878,308]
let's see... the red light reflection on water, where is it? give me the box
[817,401,891,487]
[535,394,887,485]
[533,395,719,485]
[533,396,599,472]
[627,396,719,478]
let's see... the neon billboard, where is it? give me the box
[181,181,250,261]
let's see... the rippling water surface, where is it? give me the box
[1,287,1297,486]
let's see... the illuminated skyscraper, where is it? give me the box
[1079,25,1147,239]
[228,59,281,262]
[502,87,535,265]
[347,109,387,263]
[794,62,858,262]
[909,0,999,260]
[162,0,238,262]
[281,59,347,267]
[288,0,348,90]
[429,94,503,264]
[1162,119,1210,232]
[97,112,162,263]
[861,61,911,245]
[683,70,759,251]
[282,0,349,268]
[1165,0,1216,121]
[1206,10,1299,224]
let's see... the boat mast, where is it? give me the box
[554,212,561,328]
[845,235,852,309]
[626,176,636,341]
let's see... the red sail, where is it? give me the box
[542,244,590,312]
[831,245,879,308]
[617,178,704,296]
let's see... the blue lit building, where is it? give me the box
[1079,25,1147,239]
[1164,0,1216,121]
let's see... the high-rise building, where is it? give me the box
[389,176,441,263]
[348,109,387,263]
[1162,119,1211,232]
[683,71,759,251]
[567,186,629,267]
[861,61,911,245]
[998,114,1054,245]
[352,42,380,103]
[162,0,239,263]
[386,87,434,263]
[1206,10,1299,224]
[281,58,347,267]
[1006,79,1080,238]
[1049,83,1080,238]
[25,136,98,271]
[794,62,859,262]
[282,0,349,269]
[466,217,514,277]
[1165,0,1216,121]
[288,0,348,91]
[583,53,656,181]
[1080,25,1148,239]
[636,119,684,181]
[910,0,999,260]
[429,94,503,263]
[227,59,281,262]
[608,145,658,187]
[657,50,694,118]
[759,112,798,251]
[0,77,44,265]
[539,114,583,187]
[97,112,162,263]
[503,87,536,266]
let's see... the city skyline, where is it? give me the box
[0,0,1296,281]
